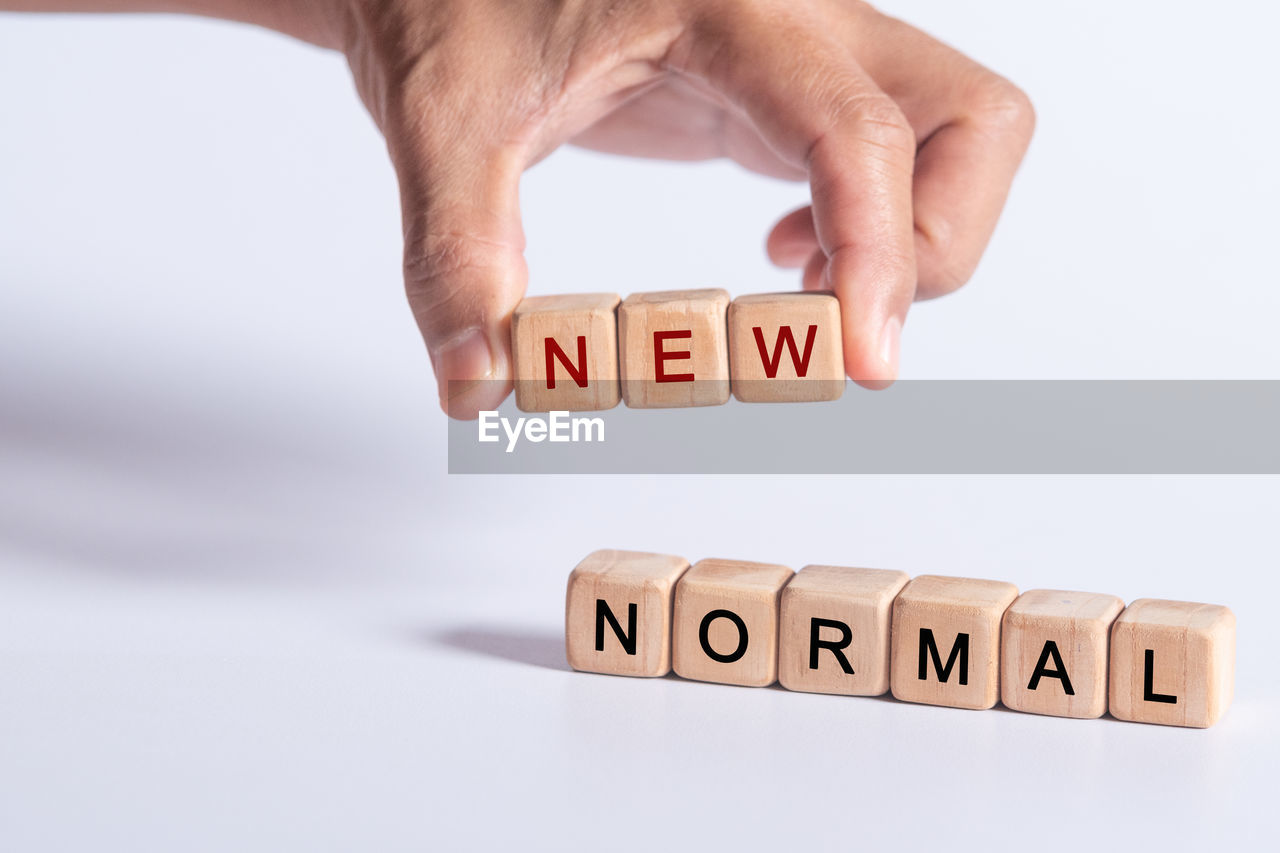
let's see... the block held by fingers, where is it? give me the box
[728,292,845,403]
[511,293,622,412]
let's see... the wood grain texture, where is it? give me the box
[618,289,731,408]
[511,293,620,412]
[890,575,1019,710]
[1109,598,1235,728]
[672,558,795,687]
[565,549,690,677]
[728,292,844,403]
[1001,589,1124,719]
[778,565,909,696]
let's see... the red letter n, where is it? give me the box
[545,336,589,389]
[752,325,818,378]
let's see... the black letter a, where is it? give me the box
[1027,640,1075,695]
[595,599,637,655]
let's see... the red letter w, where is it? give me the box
[752,325,817,378]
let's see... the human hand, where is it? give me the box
[323,0,1035,416]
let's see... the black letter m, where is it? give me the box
[918,628,969,685]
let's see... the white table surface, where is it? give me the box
[2,3,1277,849]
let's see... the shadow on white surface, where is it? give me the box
[433,626,570,672]
[0,331,431,581]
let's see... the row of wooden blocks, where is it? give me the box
[511,291,844,412]
[565,550,1236,727]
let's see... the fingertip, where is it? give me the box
[766,206,818,268]
[845,354,897,390]
[847,315,901,390]
[432,327,513,419]
[840,299,904,389]
[769,241,815,269]
[826,247,909,388]
[440,377,514,420]
[853,377,896,391]
[801,249,827,291]
[879,314,902,376]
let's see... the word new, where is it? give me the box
[565,551,1236,728]
[511,290,845,413]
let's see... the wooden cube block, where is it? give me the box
[778,565,909,696]
[890,575,1019,710]
[617,289,731,408]
[1109,599,1235,728]
[728,292,844,403]
[511,294,620,412]
[672,558,795,687]
[565,549,690,677]
[1000,589,1124,719]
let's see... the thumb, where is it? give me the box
[393,141,527,419]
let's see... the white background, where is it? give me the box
[1,1,1277,849]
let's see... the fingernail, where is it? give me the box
[432,327,495,404]
[879,316,902,376]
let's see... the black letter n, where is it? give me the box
[595,600,637,655]
[918,628,969,685]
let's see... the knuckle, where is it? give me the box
[809,92,916,172]
[402,229,512,312]
[918,242,978,299]
[848,94,917,159]
[923,262,975,298]
[967,74,1037,140]
[915,214,979,298]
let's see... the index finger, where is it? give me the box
[670,3,917,386]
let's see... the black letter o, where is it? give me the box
[698,609,748,663]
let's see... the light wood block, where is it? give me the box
[511,293,620,412]
[1000,589,1124,719]
[618,289,731,408]
[728,292,844,403]
[672,558,795,687]
[778,565,910,696]
[890,575,1019,710]
[565,549,690,677]
[1109,598,1235,728]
